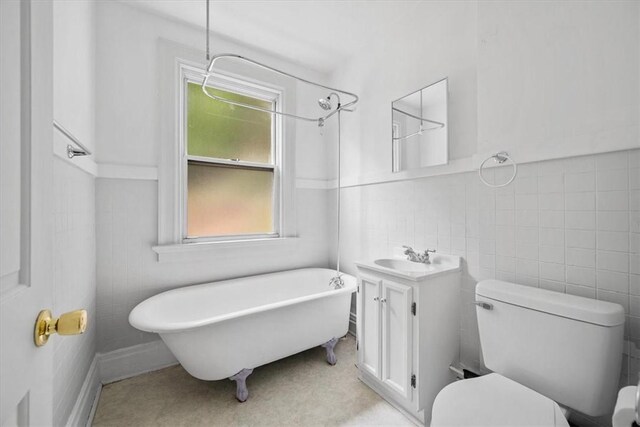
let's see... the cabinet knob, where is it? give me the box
[373,297,380,301]
[381,298,387,303]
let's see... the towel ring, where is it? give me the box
[478,151,517,188]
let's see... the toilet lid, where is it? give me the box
[431,373,570,427]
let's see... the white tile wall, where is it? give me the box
[338,149,640,394]
[52,158,97,426]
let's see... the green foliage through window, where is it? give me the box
[187,82,273,163]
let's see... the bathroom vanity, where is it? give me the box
[355,253,461,425]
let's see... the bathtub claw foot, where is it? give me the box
[321,337,338,365]
[229,368,253,402]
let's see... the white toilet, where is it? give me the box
[432,279,625,426]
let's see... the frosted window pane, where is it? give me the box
[187,162,274,237]
[187,82,273,163]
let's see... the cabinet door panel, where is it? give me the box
[358,276,382,378]
[381,280,413,400]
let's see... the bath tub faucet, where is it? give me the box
[403,246,436,264]
[329,274,345,289]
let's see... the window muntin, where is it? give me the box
[184,80,279,240]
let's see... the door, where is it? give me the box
[1,0,54,425]
[357,275,382,378]
[381,279,413,400]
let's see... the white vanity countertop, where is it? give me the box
[355,253,461,282]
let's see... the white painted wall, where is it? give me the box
[53,0,95,154]
[331,1,639,183]
[331,1,478,183]
[52,1,97,425]
[93,1,332,353]
[477,1,639,164]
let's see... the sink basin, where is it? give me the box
[374,259,436,273]
[356,253,461,281]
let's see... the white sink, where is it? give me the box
[356,253,461,281]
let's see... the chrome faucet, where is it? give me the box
[403,246,436,264]
[329,274,345,289]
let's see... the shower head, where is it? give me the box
[318,92,342,111]
[318,97,332,111]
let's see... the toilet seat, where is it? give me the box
[431,373,570,427]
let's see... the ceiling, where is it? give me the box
[119,0,423,74]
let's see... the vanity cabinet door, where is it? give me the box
[381,279,413,401]
[358,276,382,379]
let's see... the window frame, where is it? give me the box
[178,66,284,243]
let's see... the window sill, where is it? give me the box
[152,237,300,263]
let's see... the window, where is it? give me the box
[183,78,281,241]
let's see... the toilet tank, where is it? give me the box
[476,280,625,417]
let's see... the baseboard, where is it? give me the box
[86,384,101,427]
[66,340,177,426]
[97,339,178,384]
[66,355,101,427]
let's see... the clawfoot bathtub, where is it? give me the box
[129,268,356,401]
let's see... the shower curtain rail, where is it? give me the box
[53,120,92,158]
[201,53,359,125]
[391,106,444,141]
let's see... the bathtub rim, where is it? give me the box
[129,268,356,334]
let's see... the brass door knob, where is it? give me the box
[34,309,87,347]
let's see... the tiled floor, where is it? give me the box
[92,335,414,426]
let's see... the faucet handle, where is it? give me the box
[425,249,436,254]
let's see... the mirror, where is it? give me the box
[392,78,448,172]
